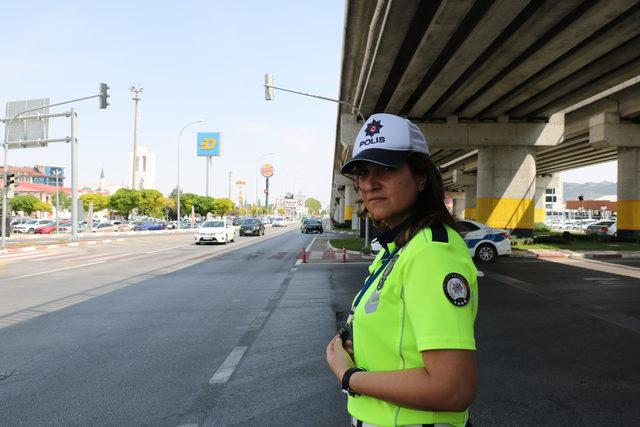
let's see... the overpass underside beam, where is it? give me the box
[476,146,536,237]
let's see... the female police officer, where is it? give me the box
[326,113,477,427]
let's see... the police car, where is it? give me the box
[457,219,511,262]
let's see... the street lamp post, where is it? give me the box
[177,120,203,230]
[255,152,275,218]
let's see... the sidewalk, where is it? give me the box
[296,235,374,264]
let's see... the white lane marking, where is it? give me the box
[21,246,38,252]
[68,242,80,247]
[247,310,270,331]
[209,346,248,384]
[5,261,107,281]
[146,243,192,254]
[86,241,97,245]
[304,236,317,253]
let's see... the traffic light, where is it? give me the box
[578,194,584,202]
[99,82,110,109]
[265,73,274,101]
[6,173,15,199]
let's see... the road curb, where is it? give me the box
[510,250,638,260]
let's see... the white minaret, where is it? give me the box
[98,168,106,192]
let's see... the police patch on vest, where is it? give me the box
[443,273,470,307]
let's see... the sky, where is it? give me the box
[0,0,345,207]
[0,0,618,208]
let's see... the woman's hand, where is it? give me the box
[326,334,355,380]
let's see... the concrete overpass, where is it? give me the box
[332,0,640,238]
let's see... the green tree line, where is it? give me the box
[8,189,236,219]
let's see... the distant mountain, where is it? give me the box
[563,181,616,201]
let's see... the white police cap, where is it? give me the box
[340,113,429,174]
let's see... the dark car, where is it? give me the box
[239,218,264,236]
[134,221,164,231]
[301,218,323,234]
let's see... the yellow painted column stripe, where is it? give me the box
[464,207,476,220]
[617,200,640,230]
[534,208,546,224]
[476,197,534,229]
[344,205,353,221]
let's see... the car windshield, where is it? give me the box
[306,219,321,225]
[202,221,224,228]
[25,220,38,224]
[244,219,259,225]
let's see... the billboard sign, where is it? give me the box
[197,132,221,156]
[260,163,274,177]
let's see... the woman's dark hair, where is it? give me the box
[355,152,458,248]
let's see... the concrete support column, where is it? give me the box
[445,191,465,220]
[617,147,640,239]
[477,146,536,237]
[464,185,476,219]
[451,169,477,220]
[534,176,553,224]
[344,184,354,228]
[590,112,640,239]
[337,197,344,224]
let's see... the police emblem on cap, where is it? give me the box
[443,273,470,307]
[364,119,383,137]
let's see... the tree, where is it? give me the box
[212,198,235,216]
[51,191,72,211]
[109,189,142,218]
[177,192,199,219]
[305,197,322,214]
[168,187,181,200]
[139,189,165,218]
[34,200,52,213]
[80,193,110,212]
[9,195,40,215]
[163,197,176,220]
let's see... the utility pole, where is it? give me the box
[228,170,232,199]
[130,86,143,189]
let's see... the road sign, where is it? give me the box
[4,98,50,142]
[261,163,274,177]
[197,132,221,156]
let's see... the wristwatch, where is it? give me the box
[341,367,365,397]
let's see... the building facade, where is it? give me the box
[128,147,156,190]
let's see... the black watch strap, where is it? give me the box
[341,367,365,396]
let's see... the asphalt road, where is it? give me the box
[333,256,640,425]
[0,225,348,426]
[2,230,639,426]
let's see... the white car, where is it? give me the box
[195,219,235,245]
[272,217,287,227]
[457,219,511,262]
[13,219,53,234]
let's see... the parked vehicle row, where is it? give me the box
[585,220,617,236]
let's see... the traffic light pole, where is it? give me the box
[0,84,109,248]
[1,143,8,247]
